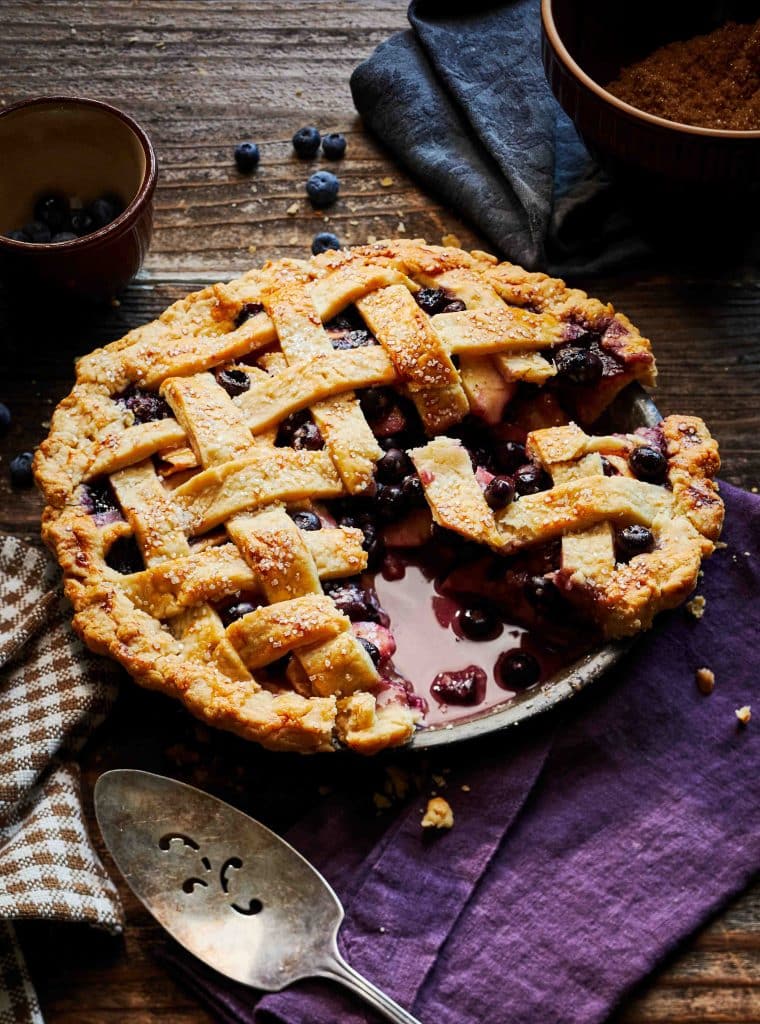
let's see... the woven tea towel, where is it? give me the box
[0,535,122,1024]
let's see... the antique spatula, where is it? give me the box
[95,769,421,1024]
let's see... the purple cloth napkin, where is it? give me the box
[160,482,759,1023]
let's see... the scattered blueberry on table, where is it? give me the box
[311,231,341,255]
[306,170,339,208]
[4,191,125,244]
[234,141,260,173]
[321,132,346,160]
[9,452,34,488]
[0,403,11,434]
[292,126,321,158]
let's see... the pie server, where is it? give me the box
[95,769,422,1024]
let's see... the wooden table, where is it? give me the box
[1,2,758,1021]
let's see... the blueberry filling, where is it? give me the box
[484,474,515,510]
[358,636,381,666]
[376,483,407,521]
[323,578,379,621]
[116,387,171,424]
[616,524,655,561]
[629,445,668,484]
[496,650,540,691]
[82,478,120,516]
[359,387,394,420]
[376,447,414,483]
[331,329,375,350]
[441,299,466,314]
[554,345,603,386]
[289,510,322,531]
[105,536,145,575]
[219,600,259,627]
[523,575,563,614]
[291,421,324,451]
[492,440,527,474]
[513,463,551,496]
[234,302,265,328]
[458,606,501,641]
[431,666,486,706]
[216,368,251,398]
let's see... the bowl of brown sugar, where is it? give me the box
[541,0,760,187]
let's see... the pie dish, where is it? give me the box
[34,239,723,754]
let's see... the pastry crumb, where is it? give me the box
[432,773,446,788]
[396,221,406,233]
[441,233,461,248]
[421,796,454,830]
[696,667,715,694]
[461,784,471,792]
[715,540,727,549]
[380,176,394,187]
[286,202,299,216]
[686,595,706,619]
[373,792,392,810]
[735,705,752,725]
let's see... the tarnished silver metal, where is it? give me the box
[411,383,660,749]
[95,769,422,1024]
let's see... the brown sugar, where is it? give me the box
[606,20,760,131]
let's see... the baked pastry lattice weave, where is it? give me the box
[34,240,723,753]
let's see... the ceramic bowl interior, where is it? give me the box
[548,0,759,134]
[0,98,147,239]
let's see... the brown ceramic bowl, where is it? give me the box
[0,96,157,300]
[541,0,760,187]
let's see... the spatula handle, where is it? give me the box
[319,953,423,1024]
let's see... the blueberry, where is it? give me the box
[358,636,381,666]
[33,194,70,232]
[70,209,94,236]
[493,440,527,474]
[311,231,341,255]
[376,447,413,483]
[514,463,551,496]
[51,231,77,243]
[484,474,515,510]
[414,288,447,315]
[365,536,385,571]
[9,451,33,487]
[431,666,486,706]
[275,409,310,446]
[616,524,655,560]
[216,368,250,397]
[234,301,265,328]
[118,387,171,424]
[306,171,339,208]
[458,606,500,641]
[290,510,322,531]
[234,141,260,173]
[5,229,29,242]
[84,479,120,516]
[292,126,321,158]
[401,473,425,505]
[441,299,467,313]
[555,345,603,385]
[323,579,370,620]
[105,535,144,575]
[88,195,123,229]
[23,220,51,243]
[331,329,374,350]
[601,456,618,477]
[321,132,346,160]
[0,402,11,433]
[496,650,540,691]
[220,601,258,627]
[629,445,668,484]
[360,387,393,420]
[524,576,562,614]
[292,421,324,451]
[376,483,406,520]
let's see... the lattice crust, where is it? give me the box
[35,239,705,755]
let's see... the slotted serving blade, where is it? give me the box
[95,769,421,1023]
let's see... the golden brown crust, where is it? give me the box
[35,239,716,752]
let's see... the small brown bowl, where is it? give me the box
[0,96,157,300]
[541,0,760,188]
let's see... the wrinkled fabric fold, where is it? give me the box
[161,486,759,1024]
[350,0,652,275]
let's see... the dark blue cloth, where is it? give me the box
[350,0,654,275]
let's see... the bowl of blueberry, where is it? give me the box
[0,95,157,299]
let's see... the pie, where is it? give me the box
[34,240,723,754]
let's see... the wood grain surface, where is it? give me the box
[0,2,758,1022]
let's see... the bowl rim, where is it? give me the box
[541,0,760,141]
[0,94,158,252]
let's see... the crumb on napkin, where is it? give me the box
[696,667,715,694]
[421,796,454,830]
[686,595,706,619]
[735,705,752,726]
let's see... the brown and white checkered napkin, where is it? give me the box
[0,536,123,1024]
